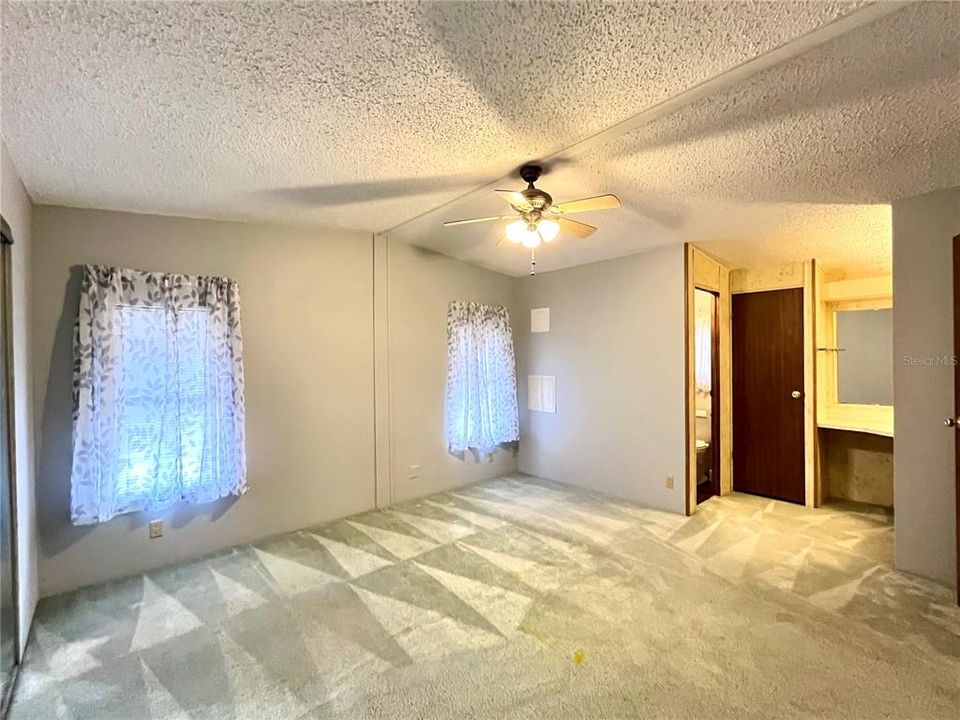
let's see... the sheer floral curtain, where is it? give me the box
[71,265,246,525]
[445,301,519,453]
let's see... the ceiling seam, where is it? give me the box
[380,1,911,237]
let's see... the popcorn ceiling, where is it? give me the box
[2,1,955,275]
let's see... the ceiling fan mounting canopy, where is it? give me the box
[519,164,543,185]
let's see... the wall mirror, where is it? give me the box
[835,307,893,406]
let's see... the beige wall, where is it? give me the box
[515,245,687,512]
[24,192,958,597]
[386,242,518,503]
[892,187,959,590]
[31,207,522,596]
[32,206,377,595]
[0,140,38,652]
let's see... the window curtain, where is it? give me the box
[71,265,246,525]
[445,301,519,453]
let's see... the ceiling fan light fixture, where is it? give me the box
[506,218,556,248]
[447,166,619,263]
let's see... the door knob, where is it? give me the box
[946,417,959,428]
[791,390,802,399]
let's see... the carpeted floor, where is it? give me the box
[11,475,960,719]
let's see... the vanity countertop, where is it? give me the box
[818,404,893,437]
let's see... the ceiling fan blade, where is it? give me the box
[443,215,509,227]
[265,174,490,207]
[553,194,621,215]
[556,216,597,239]
[495,189,533,212]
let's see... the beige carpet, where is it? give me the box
[11,475,960,719]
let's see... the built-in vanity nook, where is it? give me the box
[815,272,893,511]
[685,250,894,516]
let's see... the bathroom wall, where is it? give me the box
[693,288,715,444]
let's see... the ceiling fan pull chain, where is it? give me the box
[530,249,536,276]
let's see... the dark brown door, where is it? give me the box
[953,234,960,604]
[732,288,805,504]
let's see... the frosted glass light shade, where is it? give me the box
[520,231,541,249]
[506,220,542,248]
[538,219,559,242]
[505,220,527,244]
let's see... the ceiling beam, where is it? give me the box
[383,1,911,236]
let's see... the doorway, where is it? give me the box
[685,244,732,514]
[694,288,720,504]
[0,216,18,716]
[732,288,806,504]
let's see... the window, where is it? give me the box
[113,306,211,510]
[445,301,519,452]
[71,266,246,525]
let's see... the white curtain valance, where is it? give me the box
[71,265,246,525]
[445,301,519,453]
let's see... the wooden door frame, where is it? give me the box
[709,293,722,500]
[728,261,819,507]
[803,261,818,508]
[684,244,732,515]
[953,234,960,604]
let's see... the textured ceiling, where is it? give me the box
[2,1,957,275]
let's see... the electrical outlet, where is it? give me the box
[148,520,164,539]
[407,464,421,480]
[665,476,675,490]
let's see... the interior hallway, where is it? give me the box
[12,475,959,719]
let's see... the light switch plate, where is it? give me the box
[530,307,550,333]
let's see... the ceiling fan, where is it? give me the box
[443,164,621,273]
